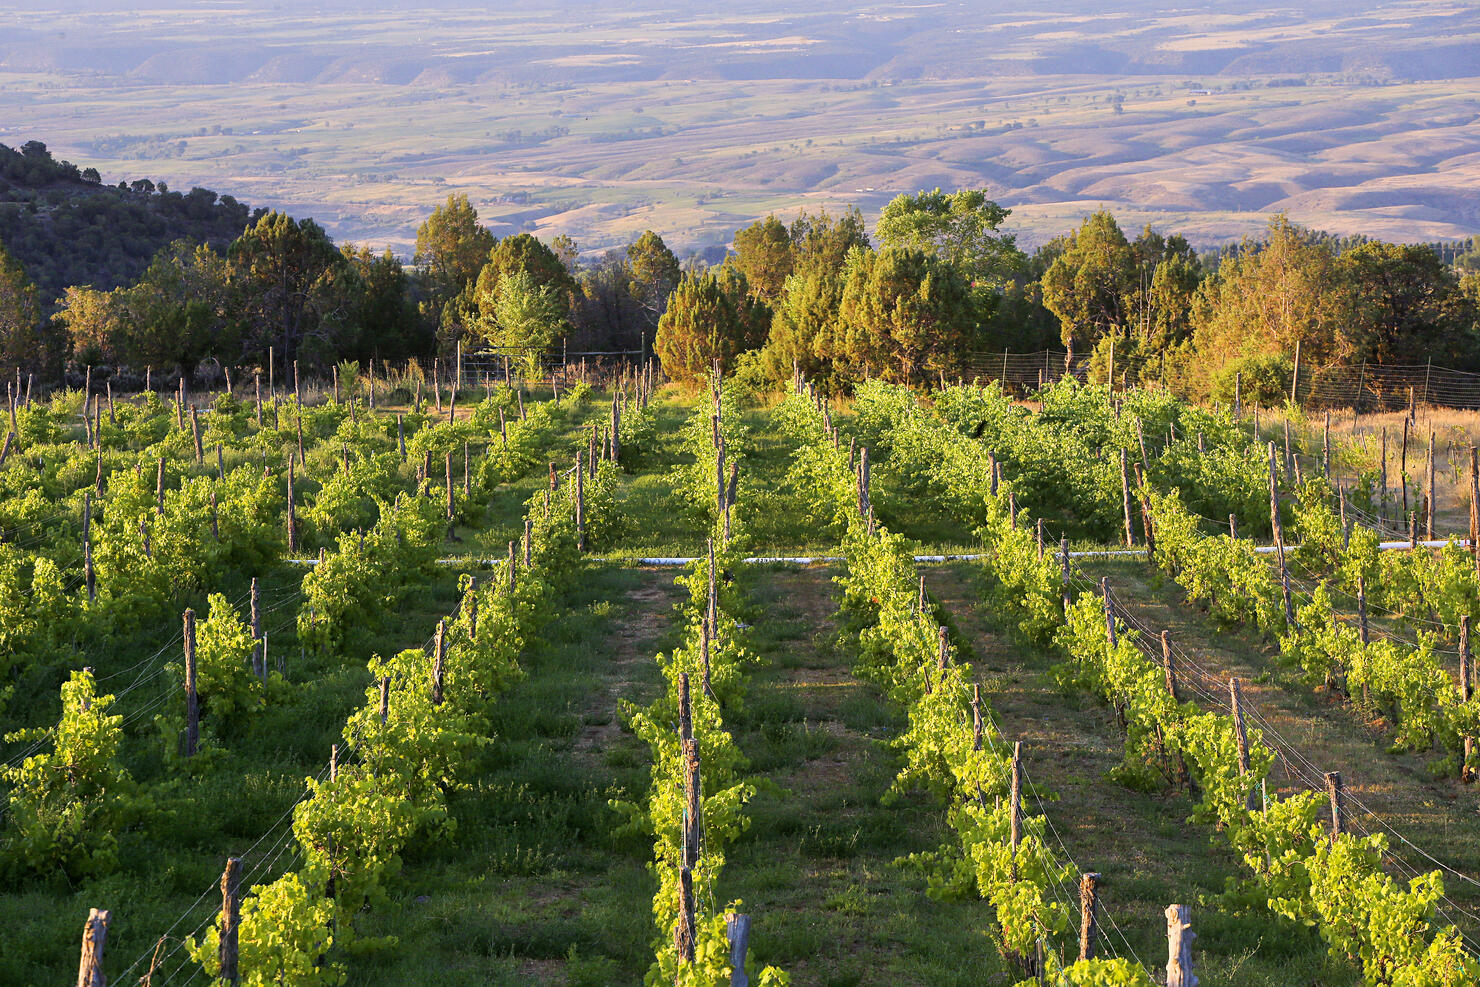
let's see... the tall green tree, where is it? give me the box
[414,194,493,299]
[789,207,869,276]
[626,230,681,333]
[226,211,350,366]
[1340,242,1478,366]
[343,245,422,362]
[761,266,845,388]
[1190,215,1348,389]
[654,267,767,385]
[1039,211,1137,365]
[475,234,577,310]
[414,194,495,354]
[477,269,567,374]
[834,247,976,385]
[0,238,40,370]
[730,215,793,303]
[875,188,1023,288]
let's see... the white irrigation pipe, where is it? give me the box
[282,539,1470,567]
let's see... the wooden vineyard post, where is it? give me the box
[296,413,305,466]
[1078,872,1100,961]
[936,625,949,687]
[611,390,622,463]
[184,609,199,757]
[332,363,339,403]
[524,518,532,567]
[1471,448,1480,570]
[293,359,301,408]
[219,856,241,985]
[463,440,471,500]
[1463,616,1475,782]
[1009,740,1022,880]
[498,406,507,448]
[1325,771,1345,838]
[250,577,262,679]
[726,913,751,987]
[431,619,446,705]
[379,676,390,724]
[676,672,700,968]
[467,575,479,637]
[76,907,110,987]
[397,414,406,461]
[1290,339,1301,405]
[191,407,204,463]
[445,452,456,540]
[1357,577,1370,645]
[576,450,585,551]
[1120,448,1134,547]
[1322,411,1331,476]
[1229,678,1258,810]
[255,372,262,425]
[1165,905,1196,987]
[286,462,298,552]
[1426,429,1436,542]
[1268,443,1295,629]
[1229,513,1237,539]
[83,490,95,602]
[1060,538,1071,612]
[1101,578,1116,648]
[858,446,871,521]
[156,456,166,514]
[507,541,517,595]
[1401,415,1411,521]
[1035,517,1045,560]
[1161,631,1179,702]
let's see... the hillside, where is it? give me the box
[0,141,260,306]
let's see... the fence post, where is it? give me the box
[1165,905,1196,987]
[726,913,751,987]
[1078,873,1101,961]
[1325,771,1345,838]
[1229,678,1258,810]
[76,907,110,987]
[1463,615,1474,782]
[250,577,262,679]
[1120,449,1134,548]
[1161,631,1179,702]
[219,857,241,985]
[1009,740,1022,879]
[431,619,445,705]
[184,609,198,757]
[1290,340,1301,405]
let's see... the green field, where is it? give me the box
[1,371,1478,985]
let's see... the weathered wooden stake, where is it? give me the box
[1079,872,1101,961]
[1426,429,1436,541]
[219,857,241,985]
[1325,771,1345,838]
[1060,537,1071,612]
[1161,631,1178,702]
[431,619,446,705]
[726,913,751,987]
[286,462,298,552]
[1009,740,1022,879]
[76,907,110,987]
[1463,615,1474,782]
[1229,677,1258,810]
[184,609,198,757]
[1121,449,1134,547]
[1165,905,1196,987]
[250,578,262,679]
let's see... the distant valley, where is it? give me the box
[3,0,1479,256]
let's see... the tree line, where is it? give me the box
[3,146,1480,400]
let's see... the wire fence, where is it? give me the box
[954,350,1480,412]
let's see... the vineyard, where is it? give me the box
[3,365,1480,987]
